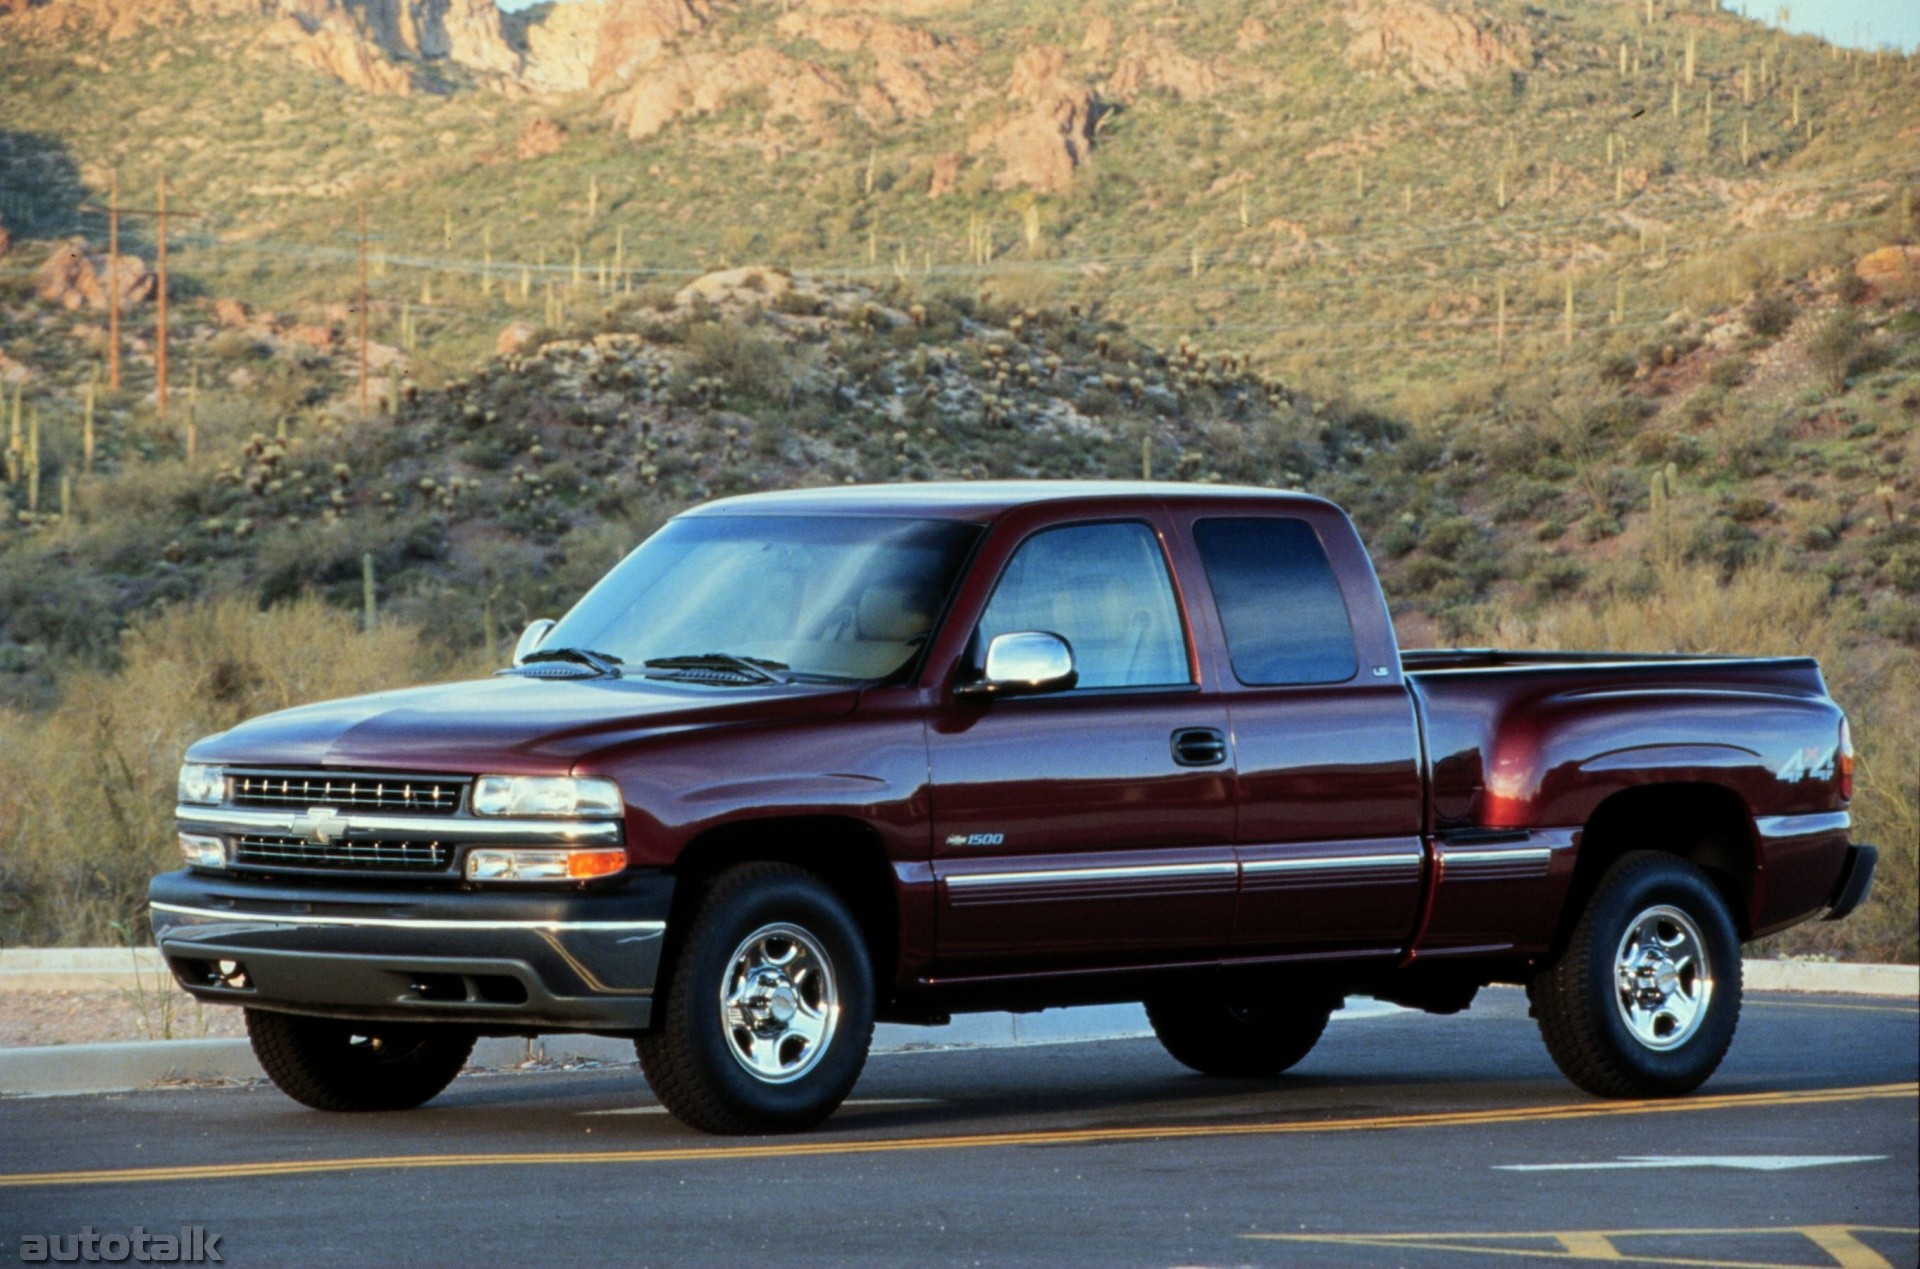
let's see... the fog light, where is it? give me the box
[465,847,626,882]
[178,833,226,869]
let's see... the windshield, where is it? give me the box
[543,515,980,682]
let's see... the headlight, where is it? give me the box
[470,775,622,818]
[466,847,627,882]
[177,764,225,806]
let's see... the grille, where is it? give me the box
[228,770,467,816]
[231,834,453,873]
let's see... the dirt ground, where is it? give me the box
[0,985,247,1048]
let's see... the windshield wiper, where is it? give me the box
[642,653,789,684]
[519,647,625,677]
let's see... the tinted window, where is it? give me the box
[977,522,1190,689]
[1194,518,1357,685]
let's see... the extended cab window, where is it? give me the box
[1194,518,1357,685]
[977,522,1190,690]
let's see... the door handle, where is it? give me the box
[1171,727,1228,767]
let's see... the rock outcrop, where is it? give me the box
[1106,31,1218,101]
[514,116,568,161]
[606,47,847,143]
[32,241,155,311]
[1341,0,1530,91]
[776,10,974,124]
[969,47,1103,195]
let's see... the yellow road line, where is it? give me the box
[1244,1224,1918,1269]
[0,1081,1911,1191]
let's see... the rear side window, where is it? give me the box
[1194,518,1357,686]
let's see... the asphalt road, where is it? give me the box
[1,988,1914,1267]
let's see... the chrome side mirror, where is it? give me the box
[957,631,1078,700]
[512,618,557,666]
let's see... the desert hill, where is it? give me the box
[0,0,1913,955]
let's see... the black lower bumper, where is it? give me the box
[148,869,674,1034]
[1822,844,1877,922]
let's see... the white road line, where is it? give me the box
[580,1098,943,1117]
[1495,1154,1886,1172]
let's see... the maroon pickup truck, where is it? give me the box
[151,483,1875,1133]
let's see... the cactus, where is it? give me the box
[82,378,95,478]
[1649,462,1679,562]
[24,405,40,511]
[5,381,19,485]
[587,174,599,220]
[1683,31,1695,84]
[361,553,377,633]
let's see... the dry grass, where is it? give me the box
[0,597,486,947]
[1471,561,1918,963]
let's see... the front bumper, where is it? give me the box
[148,868,674,1034]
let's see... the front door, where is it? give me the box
[927,517,1237,977]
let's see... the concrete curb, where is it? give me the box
[0,1000,1401,1099]
[1744,960,1918,996]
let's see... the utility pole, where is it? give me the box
[108,169,121,392]
[156,172,169,418]
[78,175,197,419]
[358,198,370,415]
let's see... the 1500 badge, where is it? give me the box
[946,833,1006,847]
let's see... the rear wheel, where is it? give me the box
[245,1010,474,1111]
[1146,983,1337,1077]
[1530,851,1743,1098]
[637,862,875,1134]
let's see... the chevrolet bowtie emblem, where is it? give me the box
[290,808,350,845]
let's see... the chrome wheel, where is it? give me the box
[719,922,839,1084]
[1613,904,1713,1051]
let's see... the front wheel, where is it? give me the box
[245,1010,474,1111]
[1146,983,1337,1077]
[637,862,875,1134]
[1530,851,1743,1098]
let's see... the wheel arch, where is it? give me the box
[664,815,901,1003]
[1559,783,1760,952]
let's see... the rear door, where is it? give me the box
[1175,510,1427,958]
[926,512,1237,976]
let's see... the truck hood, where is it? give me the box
[185,673,864,772]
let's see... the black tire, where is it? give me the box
[245,1009,474,1112]
[1530,851,1743,1098]
[636,862,875,1134]
[1145,983,1337,1078]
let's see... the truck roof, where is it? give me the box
[684,481,1336,522]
